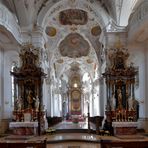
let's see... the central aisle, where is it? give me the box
[53,121,95,130]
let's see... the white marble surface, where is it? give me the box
[112,122,138,127]
[53,121,96,130]
[9,121,38,128]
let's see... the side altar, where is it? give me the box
[9,44,46,135]
[103,46,139,135]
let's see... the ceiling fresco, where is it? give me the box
[59,33,90,58]
[59,9,88,25]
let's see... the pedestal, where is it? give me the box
[9,122,38,135]
[112,122,138,135]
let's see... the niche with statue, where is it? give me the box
[103,47,139,123]
[10,44,46,134]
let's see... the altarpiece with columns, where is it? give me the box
[10,44,46,135]
[103,46,139,124]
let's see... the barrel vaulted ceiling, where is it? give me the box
[1,0,139,86]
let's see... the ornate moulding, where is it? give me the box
[38,0,107,28]
[0,4,21,44]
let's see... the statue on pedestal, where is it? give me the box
[128,97,134,111]
[27,90,35,108]
[35,96,40,111]
[117,88,123,110]
[110,93,116,111]
[16,96,23,111]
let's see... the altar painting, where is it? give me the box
[71,90,81,115]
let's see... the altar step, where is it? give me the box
[46,133,100,144]
[55,128,96,134]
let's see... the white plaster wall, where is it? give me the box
[93,93,99,116]
[3,49,19,119]
[0,3,22,44]
[0,48,4,126]
[53,94,59,116]
[145,41,148,118]
[43,83,51,117]
[145,41,148,132]
[127,44,146,118]
[126,41,148,131]
[100,78,106,117]
[47,85,52,117]
[106,32,127,48]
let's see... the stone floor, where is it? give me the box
[47,142,101,148]
[0,121,148,148]
[1,132,148,148]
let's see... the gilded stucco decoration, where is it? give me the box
[91,25,102,36]
[59,33,90,58]
[45,26,57,37]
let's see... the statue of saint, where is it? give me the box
[110,93,116,111]
[117,88,123,110]
[27,90,34,108]
[35,96,40,111]
[16,96,23,111]
[128,97,134,111]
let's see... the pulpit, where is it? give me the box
[10,44,46,135]
[103,47,139,135]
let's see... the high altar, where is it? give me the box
[103,46,139,135]
[9,44,46,135]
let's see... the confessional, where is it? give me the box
[10,44,46,135]
[103,47,139,135]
